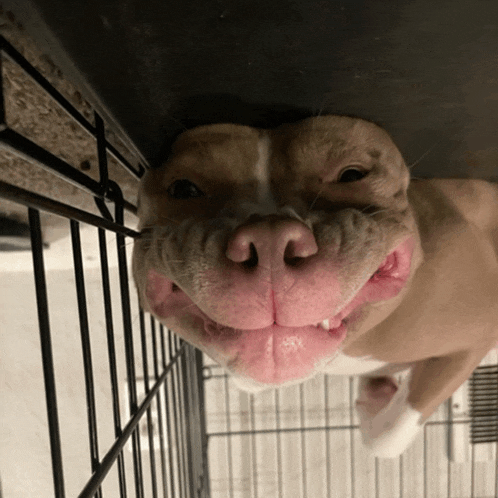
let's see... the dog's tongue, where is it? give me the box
[205,322,346,384]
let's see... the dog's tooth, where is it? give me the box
[319,319,330,330]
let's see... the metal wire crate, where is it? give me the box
[203,355,498,498]
[1,24,497,498]
[0,34,209,497]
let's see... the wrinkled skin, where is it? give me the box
[132,116,420,387]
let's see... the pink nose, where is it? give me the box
[211,216,336,328]
[226,216,318,269]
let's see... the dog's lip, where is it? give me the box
[144,237,413,385]
[203,315,347,339]
[147,236,414,334]
[205,239,413,384]
[363,235,414,295]
[213,321,348,384]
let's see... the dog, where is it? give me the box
[132,115,498,457]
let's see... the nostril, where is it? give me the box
[284,254,305,267]
[282,229,318,264]
[241,243,259,269]
[226,218,318,269]
[226,232,254,264]
[283,241,307,267]
[284,255,305,267]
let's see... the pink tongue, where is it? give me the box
[208,323,346,384]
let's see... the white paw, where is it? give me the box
[357,377,423,458]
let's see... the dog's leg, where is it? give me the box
[356,374,419,458]
[357,351,487,458]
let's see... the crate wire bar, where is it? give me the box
[470,366,498,445]
[0,34,209,497]
[202,356,498,498]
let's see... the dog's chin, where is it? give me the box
[144,237,415,388]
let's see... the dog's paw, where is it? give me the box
[356,376,423,458]
[356,376,398,417]
[359,403,423,458]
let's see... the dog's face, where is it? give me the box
[133,116,422,390]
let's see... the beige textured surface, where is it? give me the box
[0,5,140,243]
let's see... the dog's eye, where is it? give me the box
[337,167,368,183]
[167,179,205,199]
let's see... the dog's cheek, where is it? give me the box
[143,269,194,320]
[163,314,207,347]
[132,242,151,310]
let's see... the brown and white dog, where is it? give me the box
[132,116,498,457]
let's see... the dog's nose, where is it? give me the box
[226,217,318,269]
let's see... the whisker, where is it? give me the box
[360,204,376,213]
[366,208,390,217]
[174,302,199,313]
[407,139,443,170]
[162,217,181,226]
[121,239,137,249]
[131,312,141,327]
[308,184,326,213]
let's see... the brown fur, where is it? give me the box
[133,116,498,456]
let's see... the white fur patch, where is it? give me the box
[321,352,388,376]
[357,373,423,458]
[254,135,277,214]
[237,136,312,224]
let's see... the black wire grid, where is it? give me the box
[0,35,209,498]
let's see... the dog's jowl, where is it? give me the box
[133,115,498,457]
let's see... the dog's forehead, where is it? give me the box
[172,124,264,157]
[172,123,260,148]
[274,116,399,160]
[169,123,263,180]
[167,117,403,184]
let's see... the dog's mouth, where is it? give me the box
[145,237,414,385]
